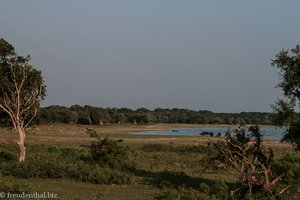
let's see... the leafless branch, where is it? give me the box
[274,185,292,197]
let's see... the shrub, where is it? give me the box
[87,129,136,169]
[141,143,213,154]
[0,143,134,185]
[210,180,229,199]
[158,186,203,200]
[0,144,18,161]
[158,170,193,189]
[0,151,16,161]
[141,144,173,152]
[271,153,300,199]
[272,153,300,184]
[176,145,213,154]
[0,175,30,193]
[199,182,210,193]
[159,179,173,189]
[108,171,132,185]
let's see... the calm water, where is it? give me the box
[129,126,286,141]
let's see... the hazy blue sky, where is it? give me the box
[1,1,299,112]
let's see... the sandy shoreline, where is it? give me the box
[0,123,291,148]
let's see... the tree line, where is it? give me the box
[27,105,275,125]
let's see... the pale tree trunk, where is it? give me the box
[0,55,45,163]
[16,126,26,162]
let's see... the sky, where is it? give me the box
[0,0,299,113]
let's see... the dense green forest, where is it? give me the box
[20,105,277,125]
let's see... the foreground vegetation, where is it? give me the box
[0,125,299,200]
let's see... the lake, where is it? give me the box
[129,126,286,141]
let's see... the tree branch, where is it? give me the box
[274,185,292,197]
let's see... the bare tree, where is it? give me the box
[0,39,46,162]
[213,125,289,197]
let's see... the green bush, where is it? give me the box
[141,143,213,154]
[141,144,173,152]
[270,153,300,199]
[176,145,214,154]
[108,171,132,185]
[157,170,193,190]
[199,182,210,193]
[87,130,136,169]
[272,153,300,184]
[210,180,230,200]
[0,144,18,161]
[159,179,173,189]
[71,164,133,185]
[0,175,30,193]
[0,151,16,161]
[158,186,204,200]
[0,143,134,185]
